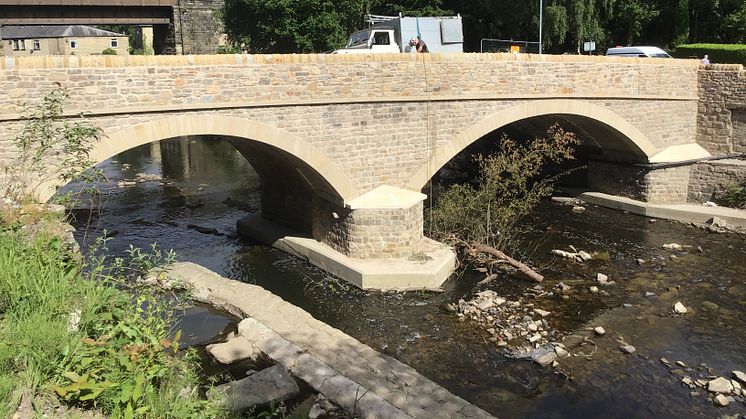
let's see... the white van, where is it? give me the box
[605,46,671,58]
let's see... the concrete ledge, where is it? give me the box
[237,214,456,290]
[159,262,494,418]
[580,192,746,228]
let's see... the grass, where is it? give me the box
[0,214,232,418]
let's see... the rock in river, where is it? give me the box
[209,365,299,411]
[733,371,746,384]
[708,377,734,394]
[620,344,636,354]
[533,308,551,317]
[674,302,688,314]
[713,394,730,406]
[594,326,606,336]
[207,336,261,364]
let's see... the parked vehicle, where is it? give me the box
[334,14,463,54]
[605,46,672,58]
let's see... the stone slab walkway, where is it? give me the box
[161,262,494,419]
[580,192,746,228]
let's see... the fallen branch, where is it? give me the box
[472,244,544,282]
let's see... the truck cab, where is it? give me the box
[337,28,399,54]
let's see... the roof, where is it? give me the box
[0,25,125,39]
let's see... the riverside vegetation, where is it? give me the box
[0,88,234,418]
[427,124,581,281]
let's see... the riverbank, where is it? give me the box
[0,204,228,418]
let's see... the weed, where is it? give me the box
[717,181,746,209]
[0,228,230,418]
[3,86,104,206]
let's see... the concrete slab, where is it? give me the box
[160,262,495,419]
[237,214,456,290]
[580,192,746,228]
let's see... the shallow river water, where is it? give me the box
[69,137,746,418]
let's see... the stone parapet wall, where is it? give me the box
[688,159,746,203]
[0,53,699,117]
[697,65,746,154]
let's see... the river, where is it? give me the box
[68,137,746,418]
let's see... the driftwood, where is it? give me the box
[471,244,544,283]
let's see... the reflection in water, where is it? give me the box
[68,137,746,418]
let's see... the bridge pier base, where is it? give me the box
[237,185,456,290]
[588,160,691,203]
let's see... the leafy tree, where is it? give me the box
[222,0,365,53]
[611,0,660,45]
[366,0,450,16]
[543,4,569,51]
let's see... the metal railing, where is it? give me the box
[480,38,540,54]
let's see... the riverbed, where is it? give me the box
[68,137,746,418]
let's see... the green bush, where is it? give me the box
[0,229,229,418]
[672,43,746,65]
[717,181,746,209]
[102,48,118,55]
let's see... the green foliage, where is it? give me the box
[222,0,365,53]
[102,47,118,55]
[717,180,746,209]
[5,86,103,205]
[216,45,242,54]
[427,124,580,256]
[217,0,744,53]
[0,228,226,418]
[672,43,746,64]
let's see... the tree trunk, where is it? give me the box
[472,244,544,283]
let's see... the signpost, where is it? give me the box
[583,41,596,55]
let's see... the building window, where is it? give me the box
[33,40,40,51]
[11,39,25,51]
[70,40,78,49]
[110,38,118,48]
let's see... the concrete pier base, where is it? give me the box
[237,213,456,290]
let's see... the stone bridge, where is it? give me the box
[1,53,742,288]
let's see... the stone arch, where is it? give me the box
[408,99,659,191]
[83,114,358,204]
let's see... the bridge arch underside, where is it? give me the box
[431,113,654,193]
[413,100,692,202]
[84,116,358,241]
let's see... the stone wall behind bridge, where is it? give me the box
[172,0,225,55]
[698,64,746,155]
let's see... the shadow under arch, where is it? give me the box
[81,115,358,206]
[407,99,659,191]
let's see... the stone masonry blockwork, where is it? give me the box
[697,64,746,154]
[0,54,736,258]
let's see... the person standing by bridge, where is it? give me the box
[409,37,429,53]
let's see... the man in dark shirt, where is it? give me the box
[409,37,429,53]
